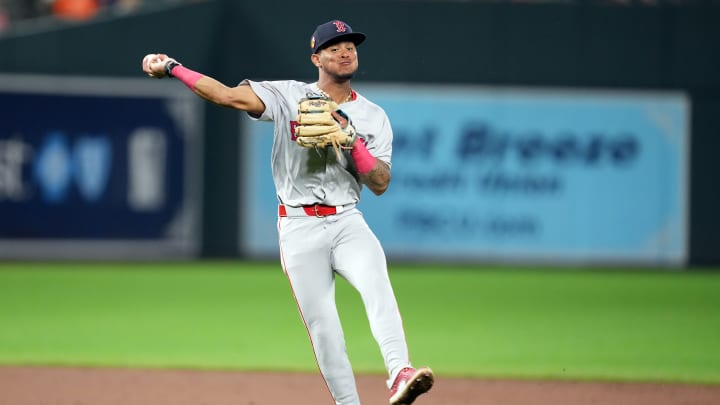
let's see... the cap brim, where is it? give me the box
[315,32,366,52]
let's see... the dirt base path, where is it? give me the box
[1,366,719,405]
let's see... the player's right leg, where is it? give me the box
[278,216,361,405]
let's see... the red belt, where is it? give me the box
[279,204,341,217]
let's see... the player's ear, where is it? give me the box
[310,53,321,68]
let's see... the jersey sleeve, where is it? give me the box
[368,112,393,168]
[239,79,299,122]
[353,100,393,168]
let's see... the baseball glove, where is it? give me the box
[295,94,356,158]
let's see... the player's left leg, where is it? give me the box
[329,211,412,386]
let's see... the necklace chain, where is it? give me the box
[319,89,352,104]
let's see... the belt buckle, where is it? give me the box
[313,204,322,217]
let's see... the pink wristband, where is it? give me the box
[170,65,203,90]
[351,140,376,175]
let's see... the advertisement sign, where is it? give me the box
[240,85,688,266]
[0,75,202,259]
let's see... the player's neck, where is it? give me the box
[317,81,353,104]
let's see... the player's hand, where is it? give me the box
[331,109,357,146]
[142,53,177,79]
[331,110,349,129]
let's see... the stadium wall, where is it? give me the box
[0,0,718,265]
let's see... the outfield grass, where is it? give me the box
[0,261,719,384]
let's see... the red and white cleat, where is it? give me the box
[389,366,434,405]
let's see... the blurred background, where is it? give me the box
[2,1,720,392]
[0,0,719,268]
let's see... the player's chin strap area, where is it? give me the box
[279,203,356,217]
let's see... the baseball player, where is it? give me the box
[141,20,433,405]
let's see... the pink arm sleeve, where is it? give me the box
[351,140,377,175]
[170,65,203,90]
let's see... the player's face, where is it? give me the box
[316,41,359,81]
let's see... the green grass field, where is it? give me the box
[0,261,719,385]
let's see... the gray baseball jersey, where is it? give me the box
[243,80,392,206]
[243,79,411,405]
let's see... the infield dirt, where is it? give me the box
[1,366,720,405]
